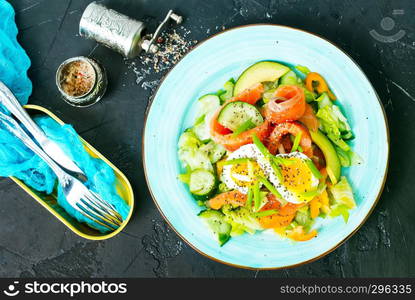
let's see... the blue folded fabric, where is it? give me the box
[0,0,32,103]
[0,0,129,232]
[34,116,130,232]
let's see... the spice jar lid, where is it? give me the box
[56,56,107,107]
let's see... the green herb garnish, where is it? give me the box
[194,114,205,126]
[291,132,302,152]
[257,176,286,205]
[252,133,271,158]
[305,159,323,179]
[273,156,295,166]
[246,187,253,209]
[253,209,279,218]
[232,119,256,137]
[253,181,261,211]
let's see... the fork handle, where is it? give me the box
[0,82,48,144]
[0,113,65,179]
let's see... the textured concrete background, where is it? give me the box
[1,0,414,277]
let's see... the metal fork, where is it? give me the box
[0,81,87,183]
[0,111,123,230]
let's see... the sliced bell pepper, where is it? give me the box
[305,72,336,100]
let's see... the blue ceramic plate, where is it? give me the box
[143,25,389,269]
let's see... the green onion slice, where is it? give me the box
[291,132,302,152]
[253,181,261,211]
[232,119,256,137]
[305,159,323,179]
[252,133,272,159]
[194,114,205,126]
[273,156,295,166]
[257,176,286,205]
[252,133,284,181]
[246,187,253,209]
[299,183,327,198]
[253,209,279,218]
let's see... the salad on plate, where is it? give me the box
[177,61,361,246]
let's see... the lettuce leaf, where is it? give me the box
[329,176,356,209]
[229,222,248,237]
[329,204,350,222]
[294,206,315,232]
[328,176,356,223]
[222,205,262,234]
[304,88,316,103]
[315,93,353,152]
[336,146,364,167]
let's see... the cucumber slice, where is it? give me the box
[197,94,221,119]
[233,61,290,96]
[178,131,201,150]
[200,141,226,163]
[193,94,221,140]
[209,143,226,163]
[189,169,217,197]
[198,209,231,246]
[179,148,213,172]
[217,101,263,132]
[178,128,215,171]
[193,121,210,141]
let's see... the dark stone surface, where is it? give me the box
[1,0,414,277]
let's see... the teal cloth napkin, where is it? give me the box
[0,0,129,232]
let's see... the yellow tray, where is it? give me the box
[9,104,134,240]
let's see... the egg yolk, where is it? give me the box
[230,161,263,188]
[280,158,313,193]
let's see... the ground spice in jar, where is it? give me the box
[59,60,96,97]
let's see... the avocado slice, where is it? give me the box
[310,130,341,181]
[233,61,290,96]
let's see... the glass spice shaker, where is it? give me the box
[56,56,107,108]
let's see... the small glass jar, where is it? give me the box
[56,56,107,107]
